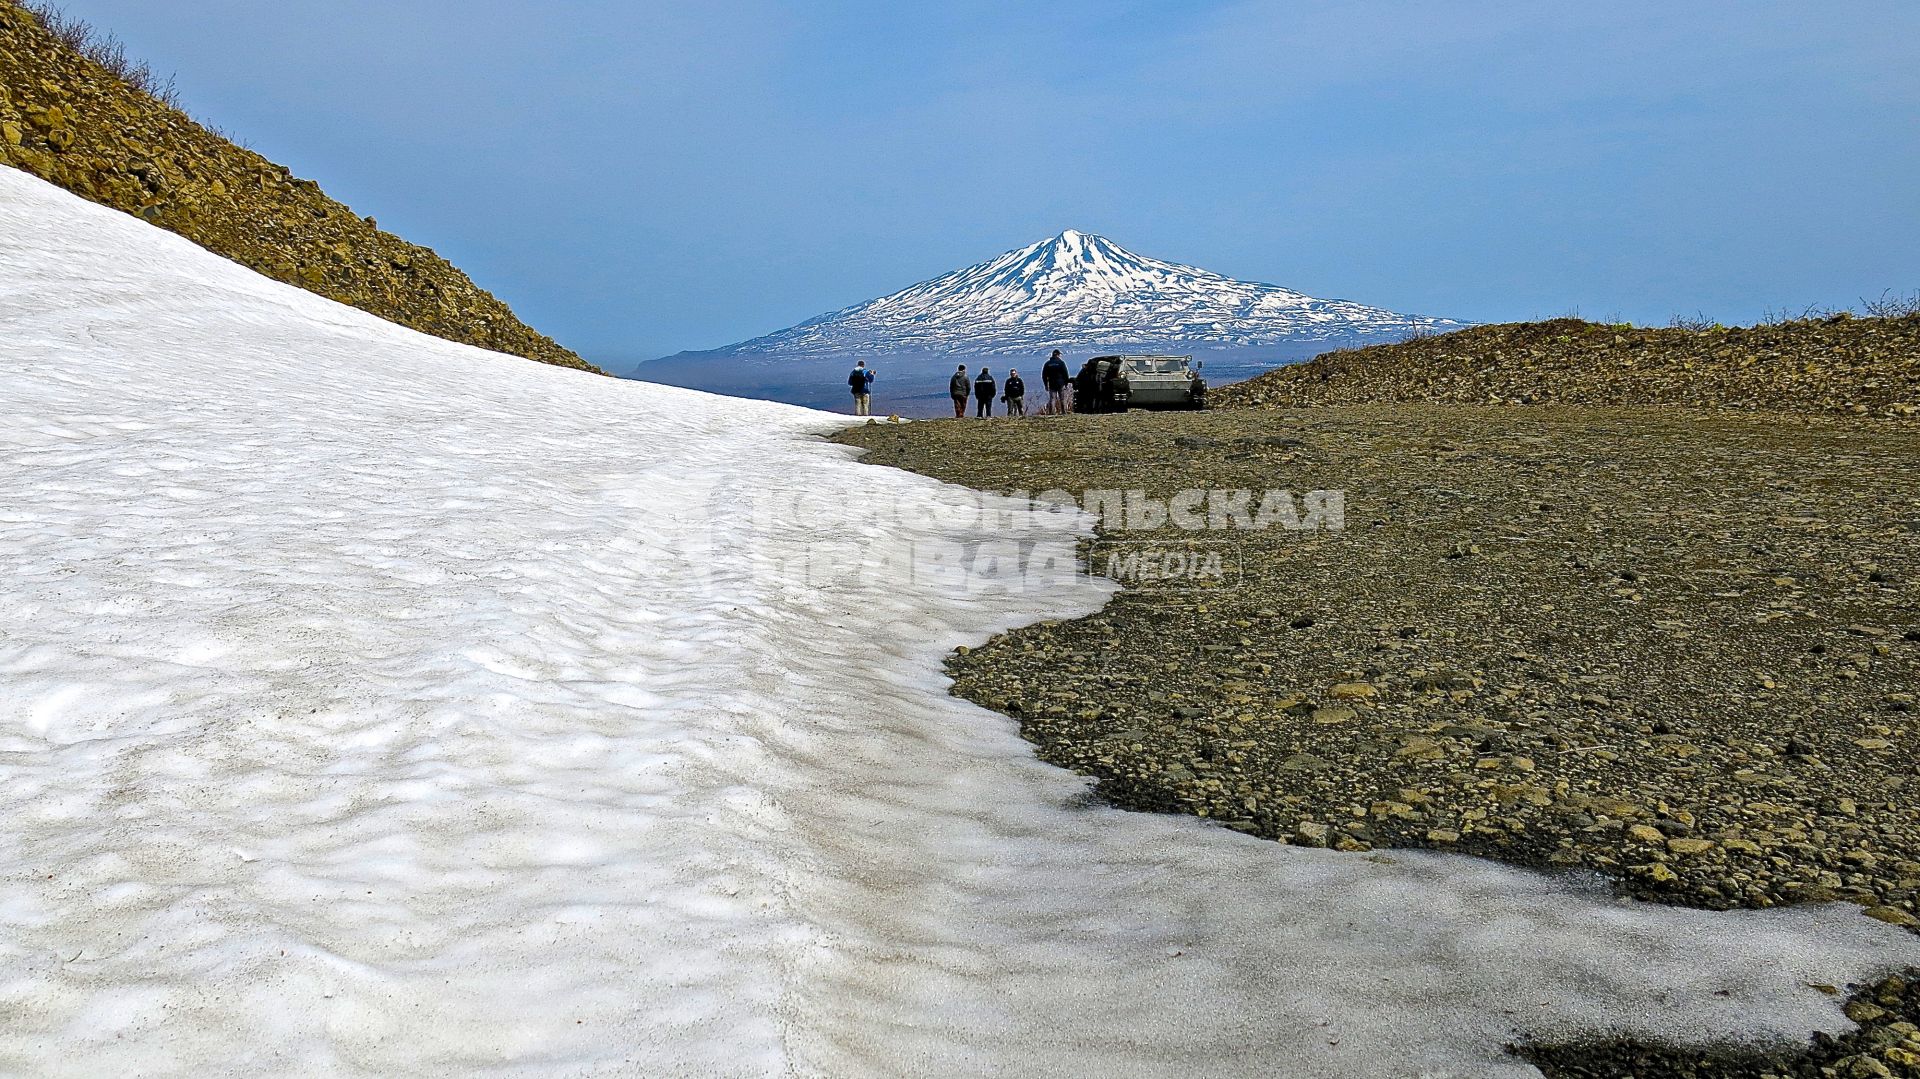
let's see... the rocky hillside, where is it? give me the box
[0,1,595,373]
[1218,315,1919,418]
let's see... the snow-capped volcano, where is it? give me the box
[699,229,1465,359]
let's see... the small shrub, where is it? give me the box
[1668,312,1715,331]
[1860,289,1920,319]
[206,124,253,151]
[1761,302,1843,326]
[23,2,182,109]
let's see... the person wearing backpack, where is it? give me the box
[948,365,970,418]
[847,361,875,416]
[1002,369,1027,417]
[1040,350,1070,414]
[973,368,997,417]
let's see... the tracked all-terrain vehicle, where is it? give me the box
[1074,354,1207,413]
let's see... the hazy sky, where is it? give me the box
[50,0,1920,365]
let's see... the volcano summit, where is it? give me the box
[726,229,1463,357]
[634,231,1467,410]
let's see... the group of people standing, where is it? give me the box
[944,349,1073,418]
[946,365,1026,417]
[844,349,1082,418]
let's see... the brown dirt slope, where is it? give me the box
[0,1,596,373]
[1217,316,1919,418]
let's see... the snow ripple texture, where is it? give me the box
[1,164,1916,1078]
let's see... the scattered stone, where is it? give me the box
[1634,862,1678,884]
[1394,736,1447,761]
[1866,906,1920,929]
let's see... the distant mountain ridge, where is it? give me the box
[661,229,1466,364]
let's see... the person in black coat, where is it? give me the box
[1002,369,1027,416]
[973,368,997,417]
[1041,350,1070,414]
[1073,358,1100,413]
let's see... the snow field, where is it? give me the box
[2,165,1917,1077]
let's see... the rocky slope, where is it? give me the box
[1218,316,1919,418]
[0,1,594,373]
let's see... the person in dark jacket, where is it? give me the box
[1002,369,1027,417]
[847,361,875,416]
[1041,350,1070,414]
[948,365,970,418]
[973,368,996,417]
[1073,358,1100,413]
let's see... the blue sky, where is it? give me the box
[51,0,1920,365]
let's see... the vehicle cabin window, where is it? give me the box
[1132,358,1181,373]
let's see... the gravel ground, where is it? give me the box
[833,403,1920,1078]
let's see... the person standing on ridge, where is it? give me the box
[847,360,875,416]
[1041,350,1070,414]
[973,367,997,418]
[948,364,971,419]
[1003,368,1026,417]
